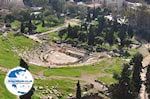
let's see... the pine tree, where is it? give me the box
[76,80,81,99]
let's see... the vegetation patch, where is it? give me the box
[0,71,16,99]
[44,58,124,78]
[0,33,38,68]
[98,75,117,85]
[34,78,76,99]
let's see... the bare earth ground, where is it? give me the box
[139,44,150,99]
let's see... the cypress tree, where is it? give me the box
[20,22,25,33]
[20,58,29,70]
[19,58,35,99]
[131,53,143,98]
[146,65,150,98]
[76,80,81,99]
[109,64,133,99]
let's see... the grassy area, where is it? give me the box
[36,24,48,33]
[11,20,21,30]
[128,48,138,58]
[33,78,76,99]
[44,58,124,78]
[48,32,60,41]
[0,35,20,68]
[29,65,46,75]
[0,70,76,99]
[97,75,117,85]
[0,33,38,68]
[0,71,16,99]
[7,33,38,50]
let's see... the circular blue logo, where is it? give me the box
[4,67,34,96]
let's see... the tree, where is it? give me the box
[131,53,143,98]
[118,24,128,48]
[58,29,67,40]
[20,22,25,33]
[95,36,104,45]
[67,24,72,39]
[76,80,81,99]
[78,31,87,43]
[28,19,33,34]
[86,7,92,22]
[67,24,79,39]
[146,65,150,98]
[4,14,14,23]
[16,10,32,34]
[49,0,66,13]
[97,15,106,34]
[88,25,96,45]
[104,28,115,46]
[20,58,28,70]
[127,25,134,38]
[109,64,133,99]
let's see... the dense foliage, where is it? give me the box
[59,7,134,53]
[109,53,143,99]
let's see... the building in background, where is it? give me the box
[0,0,24,9]
[74,0,125,10]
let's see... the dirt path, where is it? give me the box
[139,44,150,99]
[24,19,81,43]
[0,65,108,92]
[0,66,9,73]
[34,72,108,92]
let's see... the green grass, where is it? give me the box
[104,58,123,74]
[44,58,124,78]
[128,48,138,58]
[0,70,76,99]
[33,78,76,99]
[36,24,48,33]
[48,32,60,41]
[98,75,117,85]
[0,36,20,68]
[29,65,47,75]
[11,20,21,30]
[0,33,38,68]
[43,59,106,77]
[0,71,16,99]
[7,33,38,50]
